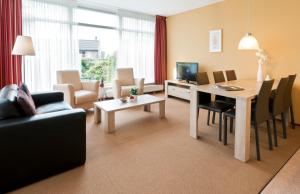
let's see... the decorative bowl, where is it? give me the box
[120,97,127,103]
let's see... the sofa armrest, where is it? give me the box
[82,81,99,93]
[32,92,64,107]
[112,79,121,99]
[134,78,145,94]
[0,109,86,193]
[53,84,75,107]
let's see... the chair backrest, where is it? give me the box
[213,71,226,83]
[57,70,82,91]
[272,77,289,115]
[225,70,237,81]
[255,80,274,124]
[196,72,210,85]
[283,74,297,110]
[212,71,227,101]
[196,72,211,104]
[116,68,135,86]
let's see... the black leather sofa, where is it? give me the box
[0,85,86,193]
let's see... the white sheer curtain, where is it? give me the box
[22,0,79,92]
[117,10,155,83]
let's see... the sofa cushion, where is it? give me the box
[0,84,18,100]
[17,89,36,116]
[0,84,23,120]
[116,68,135,86]
[74,90,97,105]
[36,101,72,114]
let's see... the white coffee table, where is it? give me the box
[94,94,165,133]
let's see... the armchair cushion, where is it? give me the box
[116,68,135,86]
[82,81,99,92]
[57,70,82,90]
[121,86,133,97]
[36,101,72,114]
[134,78,145,93]
[75,90,98,104]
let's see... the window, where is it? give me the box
[76,8,119,83]
[118,14,155,83]
[22,3,155,92]
[76,8,118,28]
[77,8,155,84]
[22,0,79,92]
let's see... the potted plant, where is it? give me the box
[129,87,138,102]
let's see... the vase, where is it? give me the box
[257,63,263,82]
[130,95,137,102]
[265,74,271,81]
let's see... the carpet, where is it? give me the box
[11,93,300,194]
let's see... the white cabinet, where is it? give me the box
[165,80,192,101]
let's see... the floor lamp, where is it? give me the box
[12,35,35,83]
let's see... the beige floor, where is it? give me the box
[11,94,300,194]
[262,148,300,194]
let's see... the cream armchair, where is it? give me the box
[53,70,99,109]
[112,68,144,99]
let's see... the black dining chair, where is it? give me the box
[197,72,233,142]
[283,74,297,129]
[223,80,275,160]
[269,77,289,145]
[225,70,237,81]
[213,71,226,83]
[211,71,235,125]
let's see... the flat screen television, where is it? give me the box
[176,62,198,82]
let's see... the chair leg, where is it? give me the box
[254,123,261,161]
[219,112,222,142]
[272,116,278,147]
[290,105,295,129]
[281,113,287,139]
[207,110,210,126]
[230,118,233,133]
[266,120,273,150]
[212,111,216,124]
[224,115,228,145]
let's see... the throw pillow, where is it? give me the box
[17,89,36,116]
[19,83,36,109]
[19,83,35,102]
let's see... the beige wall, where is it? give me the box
[167,0,300,123]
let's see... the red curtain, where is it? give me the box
[0,0,22,89]
[154,16,167,85]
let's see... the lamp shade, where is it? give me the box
[238,33,260,50]
[12,36,35,56]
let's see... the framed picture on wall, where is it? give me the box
[209,29,222,52]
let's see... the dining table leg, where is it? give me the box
[234,97,252,162]
[190,87,199,139]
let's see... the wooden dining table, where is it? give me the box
[189,79,278,162]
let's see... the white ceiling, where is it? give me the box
[81,0,223,16]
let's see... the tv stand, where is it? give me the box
[165,80,193,101]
